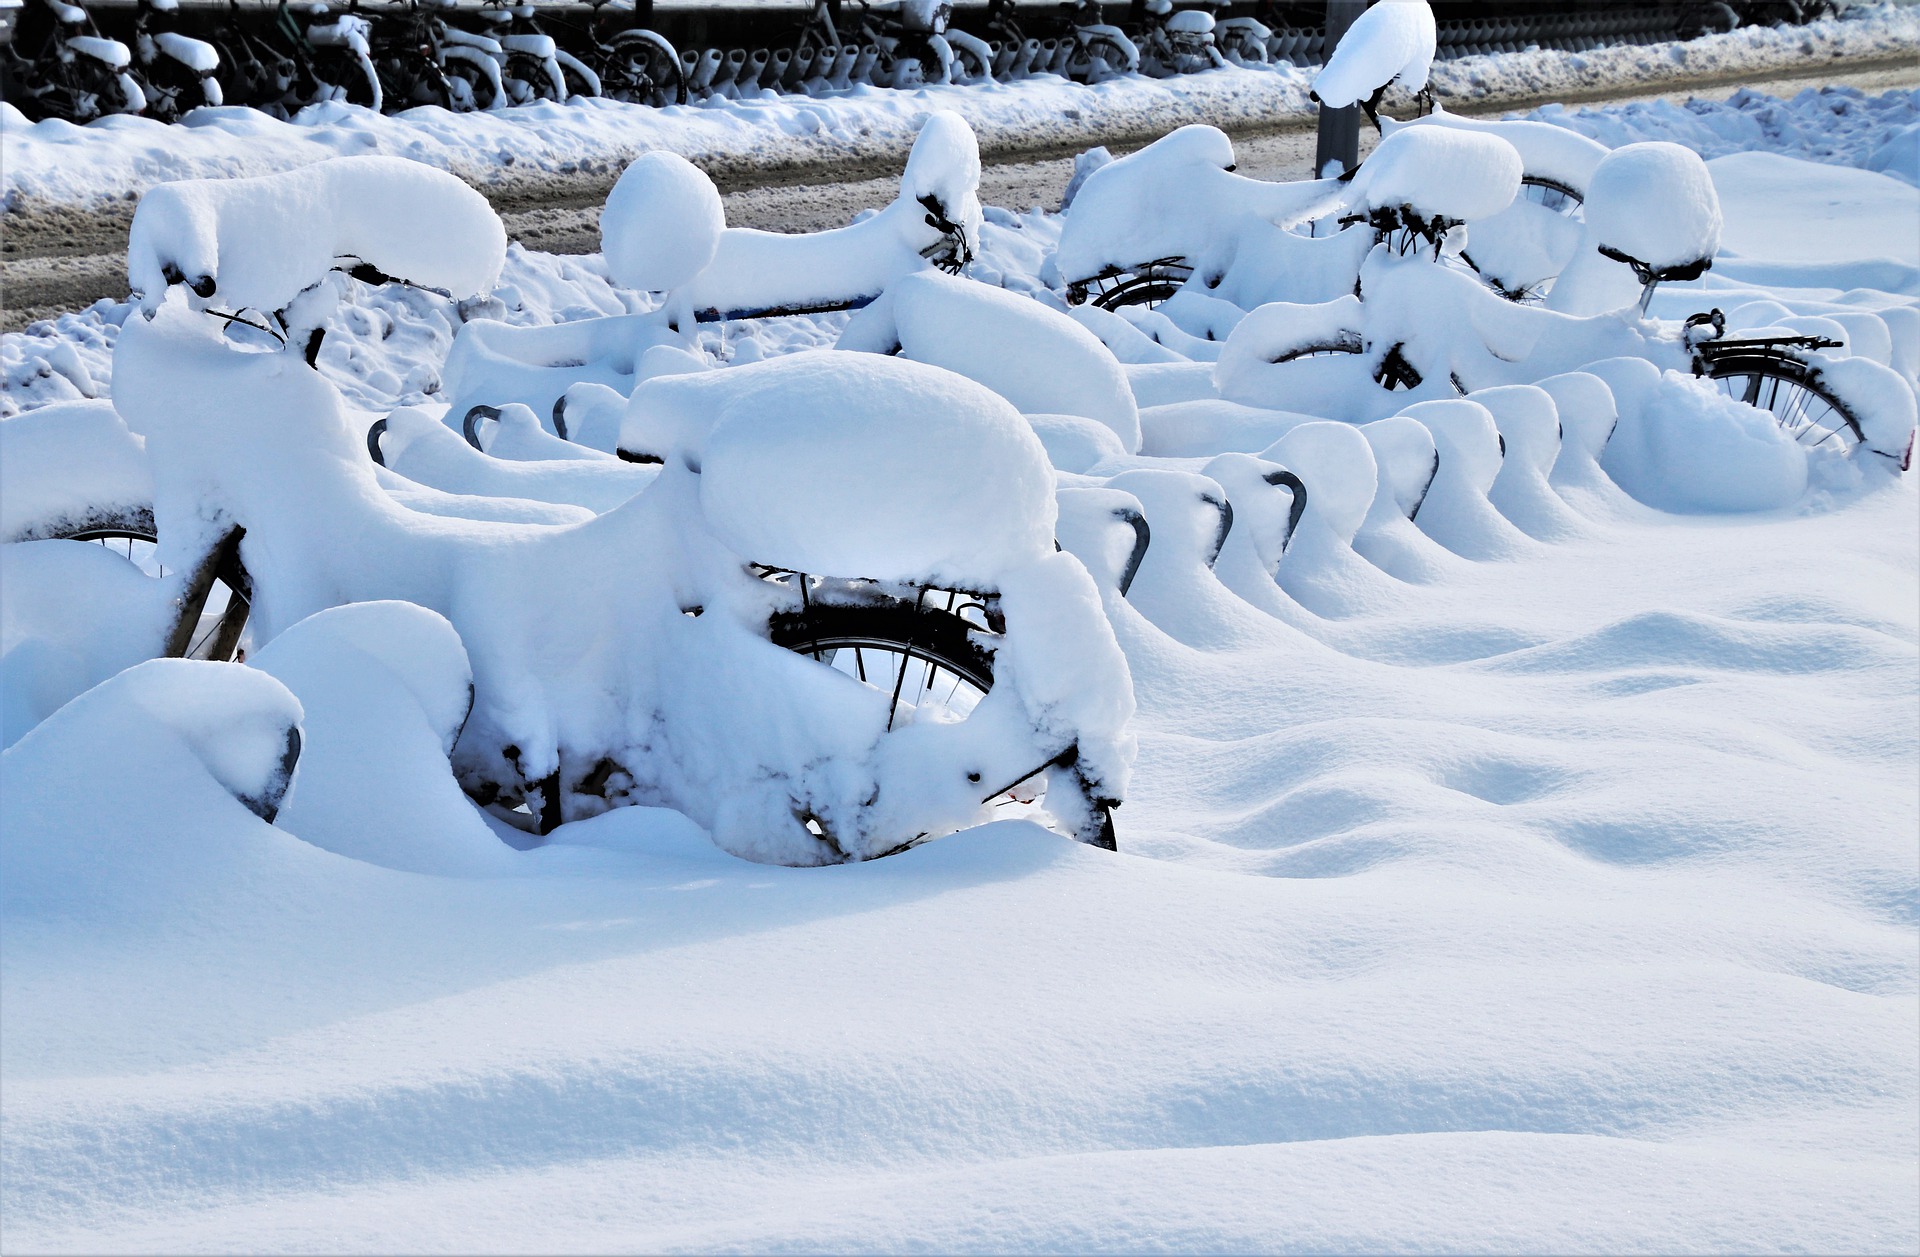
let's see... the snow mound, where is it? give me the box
[679,111,984,320]
[0,540,172,748]
[693,352,1058,587]
[879,270,1142,452]
[252,602,514,878]
[1585,142,1722,273]
[1313,0,1437,108]
[601,151,726,294]
[1055,125,1344,284]
[0,399,151,542]
[127,156,506,315]
[1602,369,1807,513]
[1349,124,1523,226]
[1384,109,1608,200]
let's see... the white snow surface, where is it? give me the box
[690,350,1059,586]
[3,80,1920,1254]
[600,150,727,293]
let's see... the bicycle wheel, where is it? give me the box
[1069,258,1194,311]
[1064,33,1131,84]
[599,30,687,106]
[53,524,253,662]
[1705,350,1865,452]
[766,585,1117,853]
[1517,174,1583,217]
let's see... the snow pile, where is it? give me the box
[0,399,150,541]
[1538,85,1920,182]
[0,539,174,748]
[679,110,983,319]
[127,156,507,314]
[1055,125,1342,285]
[1602,369,1809,513]
[1313,0,1437,109]
[1385,109,1608,199]
[251,601,516,878]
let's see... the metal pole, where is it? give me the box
[1314,0,1368,179]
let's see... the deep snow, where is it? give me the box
[2,75,1918,1257]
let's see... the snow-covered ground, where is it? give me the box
[3,66,1918,1257]
[2,3,1915,211]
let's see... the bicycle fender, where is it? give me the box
[554,46,600,96]
[1079,23,1138,68]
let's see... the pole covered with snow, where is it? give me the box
[1314,0,1366,178]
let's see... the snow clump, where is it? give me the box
[127,156,506,315]
[691,352,1058,587]
[601,151,727,293]
[1584,141,1723,272]
[1347,124,1523,228]
[1312,0,1437,109]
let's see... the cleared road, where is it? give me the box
[4,58,1915,331]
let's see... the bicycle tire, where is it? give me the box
[600,30,687,106]
[1703,349,1865,452]
[1065,33,1130,84]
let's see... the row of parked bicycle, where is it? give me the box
[3,0,1838,125]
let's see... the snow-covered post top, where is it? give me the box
[127,156,507,318]
[1583,142,1723,312]
[1312,0,1436,113]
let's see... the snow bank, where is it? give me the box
[5,9,1916,215]
[1584,142,1722,273]
[694,352,1057,586]
[601,150,726,293]
[1602,369,1808,513]
[1313,0,1437,109]
[127,156,506,314]
[1,657,309,932]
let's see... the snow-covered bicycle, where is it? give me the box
[6,155,1132,864]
